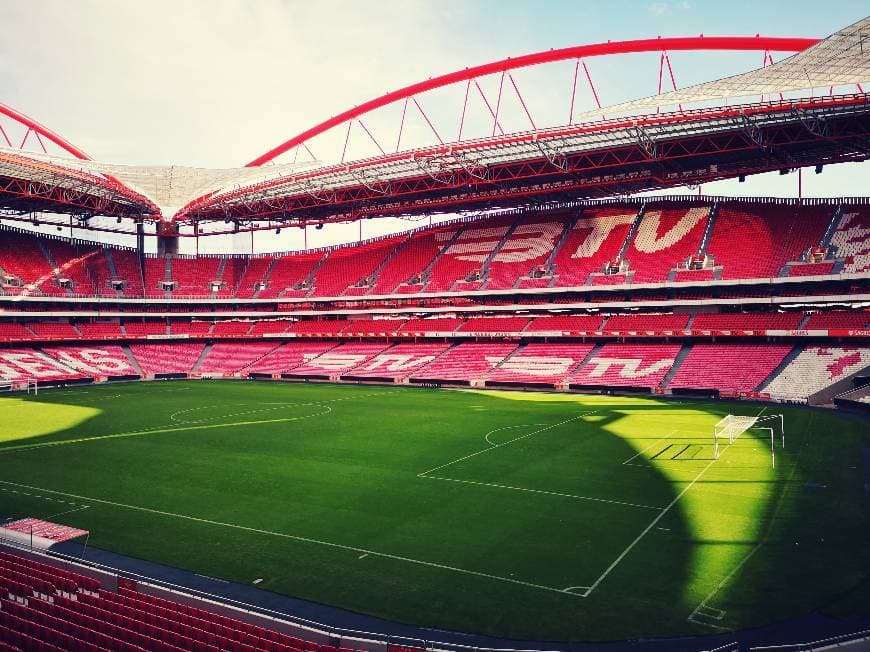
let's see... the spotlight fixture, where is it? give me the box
[275,228,281,234]
[116,216,123,224]
[779,168,790,175]
[815,164,823,174]
[738,175,746,183]
[315,223,324,230]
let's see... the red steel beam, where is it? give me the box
[0,103,92,160]
[246,35,818,167]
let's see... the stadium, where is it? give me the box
[0,4,869,651]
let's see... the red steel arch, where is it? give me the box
[0,102,92,160]
[246,35,819,167]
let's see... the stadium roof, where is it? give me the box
[0,17,868,228]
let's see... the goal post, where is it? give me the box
[713,413,784,467]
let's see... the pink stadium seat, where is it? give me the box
[129,343,205,376]
[0,323,35,342]
[570,343,682,387]
[244,341,338,374]
[457,316,529,333]
[691,313,803,332]
[121,321,167,337]
[76,322,124,339]
[485,216,569,290]
[425,217,515,292]
[41,345,137,377]
[257,252,325,298]
[196,342,279,375]
[524,315,604,333]
[602,314,690,332]
[829,207,870,274]
[288,320,350,336]
[803,311,870,330]
[310,237,402,297]
[667,343,792,393]
[25,322,81,340]
[286,342,392,376]
[623,205,710,283]
[488,343,593,384]
[551,207,637,287]
[707,204,830,279]
[411,342,517,381]
[345,342,452,378]
[0,348,88,382]
[371,225,460,294]
[396,318,464,336]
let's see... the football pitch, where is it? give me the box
[0,380,868,641]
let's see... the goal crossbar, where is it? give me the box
[713,413,785,467]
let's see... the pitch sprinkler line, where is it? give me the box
[0,478,577,598]
[418,412,597,477]
[583,408,769,598]
[420,475,662,511]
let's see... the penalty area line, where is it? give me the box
[418,412,597,477]
[0,478,577,599]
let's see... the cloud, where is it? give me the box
[647,1,691,15]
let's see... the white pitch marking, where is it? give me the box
[418,412,597,477]
[0,478,577,598]
[0,406,334,455]
[562,585,591,595]
[585,409,769,598]
[42,505,90,520]
[421,475,662,511]
[483,424,548,447]
[621,430,675,465]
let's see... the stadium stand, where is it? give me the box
[370,224,456,294]
[457,316,530,333]
[0,547,357,652]
[346,342,453,379]
[570,343,682,387]
[411,342,518,382]
[622,205,709,283]
[484,217,568,290]
[602,314,690,332]
[667,343,793,393]
[26,322,81,340]
[244,341,338,375]
[76,323,124,340]
[0,348,86,382]
[257,252,324,298]
[707,204,830,279]
[691,312,803,331]
[524,315,605,333]
[286,341,392,376]
[424,217,515,292]
[41,345,138,377]
[196,342,279,376]
[488,343,594,384]
[396,318,465,336]
[309,237,402,296]
[829,207,870,274]
[121,321,167,337]
[763,346,870,400]
[803,311,870,330]
[129,343,205,376]
[551,207,637,287]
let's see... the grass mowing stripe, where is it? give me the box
[0,478,578,597]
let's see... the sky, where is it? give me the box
[0,0,867,253]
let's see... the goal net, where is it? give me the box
[713,414,758,450]
[713,413,785,466]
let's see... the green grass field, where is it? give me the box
[0,380,868,641]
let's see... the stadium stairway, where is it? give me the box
[477,218,520,290]
[363,234,411,295]
[658,343,692,389]
[417,228,463,291]
[615,204,646,261]
[189,343,213,375]
[121,344,145,377]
